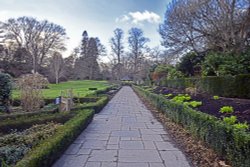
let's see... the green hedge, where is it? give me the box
[133,86,250,167]
[0,95,109,135]
[11,92,110,166]
[0,112,75,134]
[0,104,58,121]
[72,95,109,113]
[15,109,94,167]
[160,74,250,98]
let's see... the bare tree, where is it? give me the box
[159,0,250,55]
[110,28,125,80]
[0,16,67,73]
[49,52,65,84]
[128,27,149,80]
[110,28,124,63]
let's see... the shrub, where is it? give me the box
[17,73,49,112]
[0,123,61,165]
[171,94,191,103]
[164,94,173,98]
[202,52,250,76]
[0,73,12,113]
[220,106,234,114]
[183,101,202,108]
[177,52,204,76]
[223,116,237,125]
[213,95,220,100]
[233,123,249,131]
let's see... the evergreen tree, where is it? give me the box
[74,31,101,80]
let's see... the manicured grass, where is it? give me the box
[12,80,110,99]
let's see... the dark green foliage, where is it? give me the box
[133,86,250,167]
[177,52,204,76]
[15,109,94,167]
[0,145,29,166]
[88,88,97,90]
[0,73,12,113]
[202,52,250,76]
[0,123,61,165]
[160,74,250,98]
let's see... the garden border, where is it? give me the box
[133,85,250,167]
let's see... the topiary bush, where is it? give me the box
[0,73,12,113]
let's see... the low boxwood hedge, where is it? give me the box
[8,92,110,166]
[133,85,250,167]
[72,95,109,113]
[0,95,109,135]
[0,104,58,121]
[0,112,75,134]
[14,109,94,167]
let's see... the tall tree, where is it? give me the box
[86,37,100,79]
[0,16,67,73]
[159,0,250,55]
[128,27,149,79]
[110,28,124,80]
[75,31,103,80]
[80,31,89,57]
[64,48,78,80]
[49,52,65,84]
[0,44,32,77]
[110,28,124,63]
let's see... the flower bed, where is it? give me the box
[133,85,250,167]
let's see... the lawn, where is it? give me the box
[12,80,111,99]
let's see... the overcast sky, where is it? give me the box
[0,0,170,59]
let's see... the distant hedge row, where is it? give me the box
[133,86,250,167]
[160,74,250,98]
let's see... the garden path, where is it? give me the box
[53,86,191,167]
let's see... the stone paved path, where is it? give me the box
[53,86,191,167]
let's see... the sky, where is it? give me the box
[0,0,170,60]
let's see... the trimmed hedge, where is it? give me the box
[160,74,250,98]
[133,86,250,167]
[73,95,109,113]
[15,109,94,167]
[0,104,58,121]
[11,91,111,166]
[0,95,109,134]
[0,112,75,134]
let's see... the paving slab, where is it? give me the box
[53,86,191,167]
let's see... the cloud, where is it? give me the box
[116,10,161,25]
